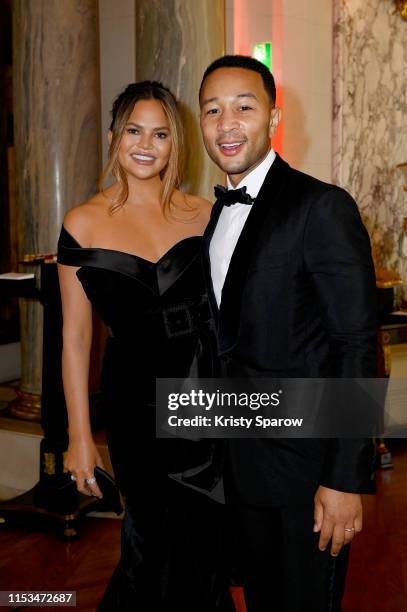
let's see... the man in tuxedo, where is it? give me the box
[199,55,377,611]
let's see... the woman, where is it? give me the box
[57,82,232,611]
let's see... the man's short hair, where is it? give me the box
[199,55,276,105]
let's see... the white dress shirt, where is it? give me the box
[209,148,276,307]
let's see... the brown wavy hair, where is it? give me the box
[99,81,184,215]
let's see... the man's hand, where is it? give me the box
[313,486,362,556]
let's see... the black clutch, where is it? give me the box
[94,466,123,515]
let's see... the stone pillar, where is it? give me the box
[0,0,11,273]
[11,0,101,420]
[135,0,225,199]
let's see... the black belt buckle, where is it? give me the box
[163,304,194,338]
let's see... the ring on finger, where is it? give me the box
[344,527,355,533]
[85,476,96,485]
[70,474,77,482]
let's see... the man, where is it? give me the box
[199,55,377,611]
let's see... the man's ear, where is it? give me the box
[269,107,282,139]
[108,130,113,146]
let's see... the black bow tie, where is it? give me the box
[214,184,255,206]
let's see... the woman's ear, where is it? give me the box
[108,130,113,146]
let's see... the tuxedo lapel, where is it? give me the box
[201,199,224,324]
[218,154,290,352]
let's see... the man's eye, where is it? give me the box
[207,108,219,115]
[239,105,252,111]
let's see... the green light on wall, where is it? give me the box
[252,42,272,71]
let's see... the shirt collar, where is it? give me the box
[226,148,276,198]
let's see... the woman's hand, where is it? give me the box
[65,435,105,498]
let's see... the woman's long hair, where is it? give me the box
[99,81,184,215]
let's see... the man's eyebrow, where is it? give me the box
[201,92,258,106]
[201,96,219,106]
[236,92,258,100]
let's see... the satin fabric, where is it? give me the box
[57,227,232,611]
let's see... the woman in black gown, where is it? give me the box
[57,82,232,611]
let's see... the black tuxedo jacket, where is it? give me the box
[202,154,377,507]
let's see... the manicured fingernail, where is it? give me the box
[313,524,318,532]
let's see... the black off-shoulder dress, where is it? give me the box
[57,226,232,612]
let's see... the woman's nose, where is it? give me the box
[138,133,153,150]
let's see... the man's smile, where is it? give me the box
[217,140,246,156]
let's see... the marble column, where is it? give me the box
[135,0,225,199]
[0,2,9,273]
[333,0,407,293]
[12,0,101,420]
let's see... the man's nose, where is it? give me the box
[217,109,239,132]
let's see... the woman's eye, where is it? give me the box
[127,128,139,135]
[207,108,219,115]
[156,132,168,139]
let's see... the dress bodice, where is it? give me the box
[58,225,208,335]
[57,225,211,383]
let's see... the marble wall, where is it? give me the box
[99,0,136,165]
[333,0,407,290]
[135,0,225,200]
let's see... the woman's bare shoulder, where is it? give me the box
[182,193,213,217]
[63,194,108,245]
